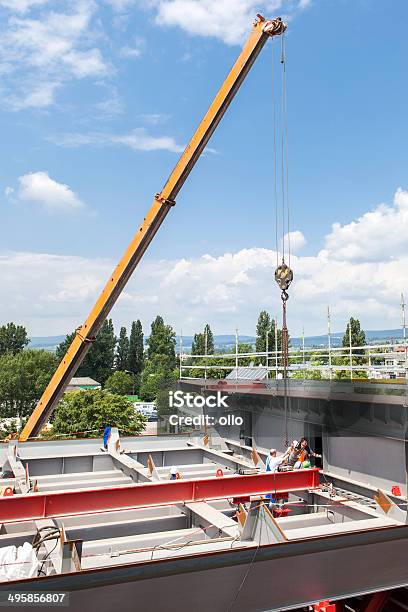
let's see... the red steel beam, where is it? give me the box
[363,591,390,612]
[0,469,320,522]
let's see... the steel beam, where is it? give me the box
[363,591,390,612]
[0,469,320,522]
[5,444,29,494]
[187,442,254,471]
[107,451,151,483]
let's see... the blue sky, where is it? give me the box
[1,0,408,337]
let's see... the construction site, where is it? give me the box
[0,9,407,612]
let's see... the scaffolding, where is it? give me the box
[180,340,408,381]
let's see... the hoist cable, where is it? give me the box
[280,34,286,262]
[274,33,292,446]
[272,39,279,268]
[281,33,291,267]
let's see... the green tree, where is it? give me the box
[0,323,29,356]
[105,371,135,395]
[256,310,271,354]
[140,357,177,402]
[115,326,129,371]
[191,323,214,355]
[139,316,177,402]
[291,369,322,380]
[333,318,367,379]
[342,318,366,354]
[56,319,116,384]
[128,320,144,375]
[147,316,176,368]
[52,390,146,438]
[0,350,58,418]
[255,311,282,362]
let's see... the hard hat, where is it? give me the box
[270,448,277,455]
[292,440,298,447]
[170,466,178,475]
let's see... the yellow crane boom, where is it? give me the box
[20,15,287,441]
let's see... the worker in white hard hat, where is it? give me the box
[169,466,178,480]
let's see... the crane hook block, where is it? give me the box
[275,262,293,292]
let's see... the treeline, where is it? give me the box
[182,311,283,378]
[56,320,144,391]
[0,311,283,411]
[0,312,281,422]
[0,323,57,421]
[292,317,367,380]
[0,315,176,424]
[56,315,177,401]
[0,313,368,427]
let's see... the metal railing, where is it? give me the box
[179,342,408,382]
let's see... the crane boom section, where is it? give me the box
[20,16,286,441]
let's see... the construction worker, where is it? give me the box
[102,426,111,450]
[265,449,284,472]
[278,440,297,467]
[289,438,321,469]
[169,466,178,480]
[265,449,284,508]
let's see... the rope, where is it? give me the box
[226,504,263,612]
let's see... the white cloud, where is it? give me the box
[0,1,109,109]
[138,113,170,125]
[152,1,307,45]
[4,186,14,196]
[16,171,85,212]
[105,0,137,10]
[8,81,60,110]
[94,85,124,116]
[0,0,50,12]
[1,189,407,337]
[50,128,185,153]
[325,188,408,262]
[0,251,110,335]
[282,229,306,254]
[119,45,142,58]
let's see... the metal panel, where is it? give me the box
[226,367,268,381]
[325,435,407,495]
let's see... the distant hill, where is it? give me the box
[28,336,65,352]
[289,328,405,349]
[178,334,256,353]
[29,329,405,353]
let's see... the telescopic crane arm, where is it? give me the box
[20,15,287,441]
